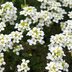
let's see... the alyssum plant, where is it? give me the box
[0,0,72,72]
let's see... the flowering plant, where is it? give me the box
[0,0,72,72]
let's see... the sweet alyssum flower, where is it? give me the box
[20,6,37,16]
[47,45,65,60]
[0,22,6,32]
[17,59,30,72]
[60,20,72,50]
[50,33,66,47]
[60,0,72,8]
[9,31,23,43]
[0,2,17,25]
[0,34,13,52]
[45,60,69,72]
[15,19,31,32]
[38,0,67,23]
[68,11,72,18]
[27,27,44,45]
[46,19,72,72]
[20,6,39,23]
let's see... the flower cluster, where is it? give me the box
[45,19,72,72]
[68,11,72,18]
[0,22,6,32]
[46,44,69,72]
[60,20,72,50]
[60,0,72,8]
[37,10,53,28]
[37,0,67,23]
[20,6,37,16]
[10,31,23,43]
[45,60,69,72]
[0,34,12,52]
[0,53,5,72]
[27,27,44,45]
[0,0,72,72]
[17,59,30,72]
[47,45,65,60]
[20,6,39,23]
[0,2,17,25]
[15,18,31,32]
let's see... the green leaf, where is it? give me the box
[12,0,16,3]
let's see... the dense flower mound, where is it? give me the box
[45,20,72,72]
[0,0,72,72]
[27,27,44,45]
[0,2,17,25]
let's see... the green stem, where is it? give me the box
[1,0,4,4]
[24,0,26,6]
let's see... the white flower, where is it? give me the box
[45,61,62,72]
[0,22,6,32]
[0,34,13,52]
[20,6,37,16]
[60,0,72,8]
[15,19,31,32]
[27,27,44,45]
[61,60,69,72]
[0,2,17,25]
[68,11,72,18]
[45,60,69,72]
[47,45,65,60]
[0,53,5,66]
[50,34,66,47]
[17,59,30,72]
[10,31,23,43]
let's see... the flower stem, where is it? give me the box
[24,0,26,6]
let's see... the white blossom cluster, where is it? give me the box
[37,10,53,28]
[27,27,44,45]
[0,0,72,72]
[0,34,12,52]
[0,31,23,52]
[45,60,69,72]
[60,20,72,50]
[0,2,17,25]
[45,19,72,72]
[0,22,6,32]
[20,6,37,17]
[19,0,67,28]
[0,2,29,72]
[68,11,72,18]
[17,59,30,72]
[15,18,31,32]
[60,0,72,8]
[20,6,52,28]
[45,44,69,72]
[0,53,5,72]
[9,31,23,43]
[37,0,67,23]
[20,6,39,23]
